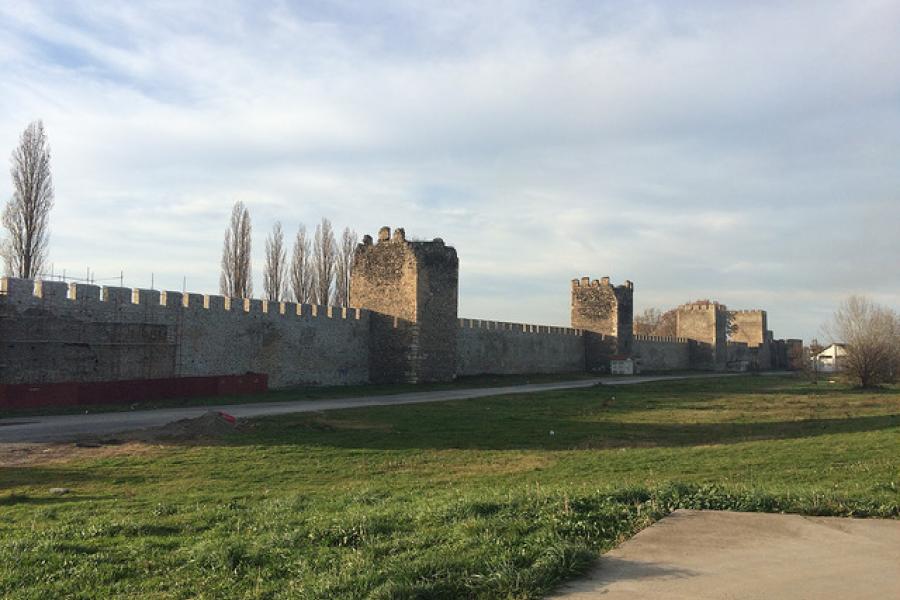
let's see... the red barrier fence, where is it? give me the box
[0,373,268,410]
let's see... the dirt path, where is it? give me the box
[0,373,735,444]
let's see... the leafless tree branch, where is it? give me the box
[824,295,899,387]
[2,120,54,278]
[313,218,336,306]
[290,224,314,304]
[219,201,253,298]
[332,226,357,306]
[263,221,287,302]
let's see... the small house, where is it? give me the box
[813,343,847,373]
[610,355,634,375]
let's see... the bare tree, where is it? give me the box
[263,221,287,302]
[633,308,662,336]
[724,310,739,340]
[633,307,677,337]
[824,295,899,387]
[803,338,826,382]
[219,201,253,298]
[290,224,314,304]
[332,227,357,306]
[313,218,336,305]
[2,120,54,278]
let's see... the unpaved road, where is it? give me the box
[549,509,900,600]
[0,374,733,443]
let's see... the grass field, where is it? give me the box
[1,375,898,599]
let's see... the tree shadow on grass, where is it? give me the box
[222,411,900,452]
[0,464,146,492]
[0,492,113,506]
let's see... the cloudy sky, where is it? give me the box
[1,1,898,341]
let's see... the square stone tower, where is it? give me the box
[571,276,634,371]
[730,309,771,369]
[350,226,459,383]
[730,310,768,347]
[676,300,728,368]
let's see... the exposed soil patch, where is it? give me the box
[0,411,245,467]
[0,440,160,467]
[129,410,245,442]
[305,414,395,433]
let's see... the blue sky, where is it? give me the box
[1,1,898,342]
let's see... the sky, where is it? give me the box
[1,0,898,342]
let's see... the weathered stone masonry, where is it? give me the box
[349,227,459,383]
[0,276,370,388]
[0,225,799,396]
[456,319,584,376]
[570,277,633,371]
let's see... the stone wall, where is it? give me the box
[632,335,691,371]
[0,277,370,388]
[726,341,752,371]
[2,224,802,395]
[456,318,584,376]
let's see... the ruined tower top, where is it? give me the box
[352,227,457,322]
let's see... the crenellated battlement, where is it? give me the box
[571,276,634,290]
[359,226,449,248]
[679,300,728,312]
[633,334,689,344]
[459,318,581,336]
[731,309,765,314]
[0,277,367,322]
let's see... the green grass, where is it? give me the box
[1,376,898,599]
[0,371,597,419]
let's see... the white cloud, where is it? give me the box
[0,0,898,340]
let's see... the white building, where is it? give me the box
[813,343,847,373]
[610,356,635,375]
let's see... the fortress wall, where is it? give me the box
[456,318,585,376]
[632,334,691,371]
[0,278,370,388]
[726,341,752,371]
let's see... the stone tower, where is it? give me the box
[730,310,767,347]
[571,276,634,371]
[730,309,772,369]
[675,300,728,368]
[350,226,459,383]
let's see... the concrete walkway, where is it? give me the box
[0,373,733,443]
[549,509,900,600]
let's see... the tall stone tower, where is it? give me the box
[571,276,634,371]
[675,300,728,368]
[350,226,459,383]
[730,309,771,369]
[730,310,767,347]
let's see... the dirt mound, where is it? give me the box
[149,411,240,441]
